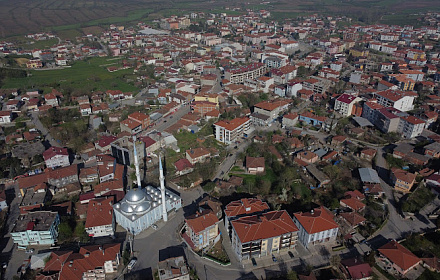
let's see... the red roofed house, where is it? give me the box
[340,258,373,280]
[55,243,120,279]
[120,118,142,135]
[293,206,339,248]
[334,94,361,117]
[224,198,270,237]
[254,99,290,121]
[378,240,421,276]
[95,135,118,152]
[85,197,115,237]
[245,156,265,174]
[390,168,416,193]
[214,117,251,144]
[230,210,298,261]
[340,197,366,212]
[128,112,150,129]
[43,147,70,169]
[174,158,194,176]
[186,147,211,165]
[398,115,425,139]
[185,210,220,250]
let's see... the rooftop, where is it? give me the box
[12,211,58,232]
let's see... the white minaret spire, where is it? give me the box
[132,136,142,188]
[159,155,168,222]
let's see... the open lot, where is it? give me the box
[1,57,137,92]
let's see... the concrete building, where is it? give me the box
[111,136,145,166]
[374,90,417,112]
[334,94,361,117]
[224,63,267,84]
[214,117,251,144]
[230,211,298,261]
[253,99,290,123]
[378,240,421,276]
[185,210,220,250]
[11,211,60,246]
[293,206,339,248]
[43,147,70,169]
[85,197,115,238]
[157,256,190,280]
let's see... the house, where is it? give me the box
[10,211,60,246]
[378,240,421,275]
[95,135,118,152]
[230,211,298,261]
[425,142,440,158]
[80,104,92,116]
[44,93,58,107]
[224,198,270,236]
[186,147,211,165]
[120,118,142,135]
[293,206,339,248]
[214,117,251,144]
[43,147,70,169]
[253,99,290,123]
[339,258,373,280]
[185,209,220,250]
[174,158,194,176]
[334,94,361,117]
[339,212,366,228]
[0,111,12,123]
[360,148,377,161]
[45,243,121,279]
[296,151,319,164]
[282,113,298,128]
[374,90,417,112]
[47,164,79,188]
[128,112,150,129]
[157,256,190,280]
[390,168,416,193]
[79,167,99,185]
[85,197,115,238]
[340,198,366,212]
[298,112,327,127]
[245,156,265,175]
[398,115,425,139]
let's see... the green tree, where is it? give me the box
[58,221,73,242]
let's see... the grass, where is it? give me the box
[19,38,59,50]
[230,167,277,185]
[230,166,244,172]
[380,14,422,27]
[401,184,435,213]
[1,57,137,92]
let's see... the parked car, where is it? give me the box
[272,255,277,262]
[152,224,158,230]
[251,258,257,266]
[25,249,34,254]
[127,258,137,270]
[288,251,294,258]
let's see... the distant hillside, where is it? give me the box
[0,0,439,38]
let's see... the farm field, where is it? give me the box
[1,0,440,38]
[1,57,138,93]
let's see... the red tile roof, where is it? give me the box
[378,240,421,271]
[43,147,68,161]
[174,158,193,172]
[246,156,265,169]
[225,198,269,218]
[340,197,366,211]
[231,210,298,243]
[185,210,219,234]
[214,117,249,131]
[294,206,338,234]
[85,197,114,229]
[339,212,366,226]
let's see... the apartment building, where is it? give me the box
[214,117,251,144]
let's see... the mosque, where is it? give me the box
[113,152,182,235]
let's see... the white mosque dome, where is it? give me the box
[125,188,146,203]
[121,203,134,214]
[135,201,151,213]
[114,203,120,209]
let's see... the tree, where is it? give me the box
[330,254,341,268]
[287,270,298,280]
[58,221,73,242]
[202,181,215,192]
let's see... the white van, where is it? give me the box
[127,258,137,270]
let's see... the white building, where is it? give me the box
[374,90,417,112]
[11,211,59,246]
[398,115,425,139]
[334,94,361,116]
[113,159,182,235]
[0,111,12,123]
[214,117,251,144]
[85,197,115,238]
[293,206,339,248]
[42,147,70,169]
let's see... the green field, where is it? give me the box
[2,57,138,92]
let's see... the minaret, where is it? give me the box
[159,155,168,222]
[132,136,142,188]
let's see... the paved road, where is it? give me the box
[30,112,61,147]
[1,183,27,280]
[143,105,191,135]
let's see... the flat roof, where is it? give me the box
[358,168,381,184]
[353,117,374,127]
